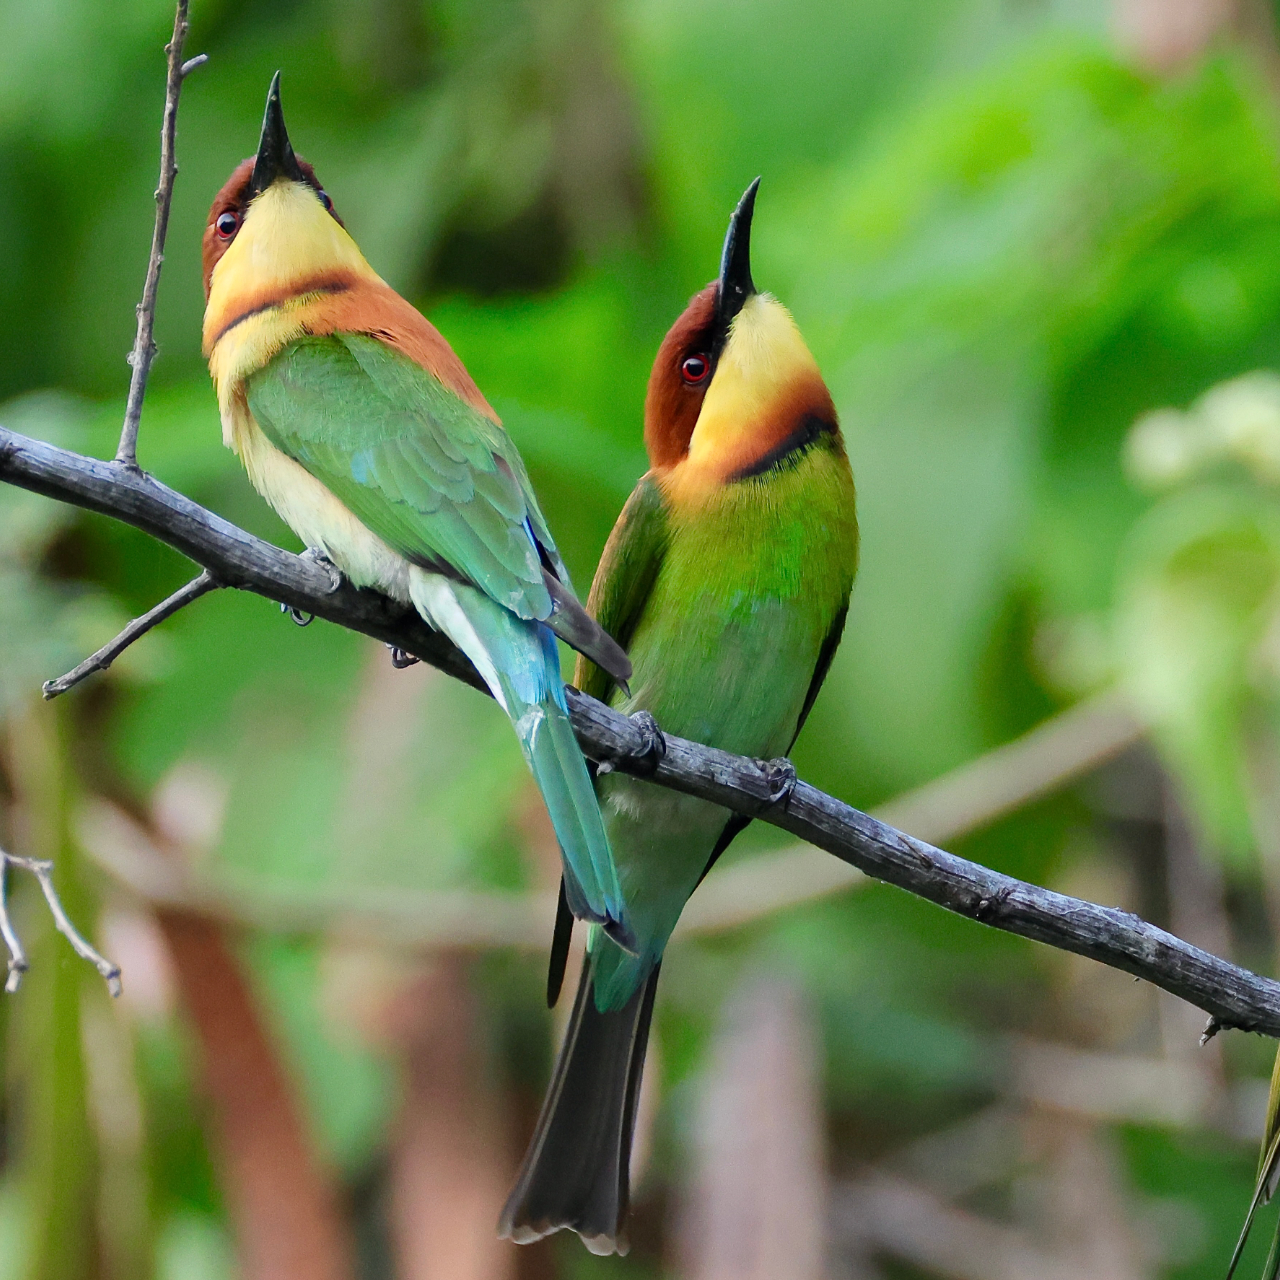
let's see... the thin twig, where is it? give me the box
[3,424,1280,1031]
[0,859,28,993]
[43,569,220,700]
[114,0,203,468]
[0,851,120,997]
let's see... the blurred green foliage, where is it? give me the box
[7,0,1280,1276]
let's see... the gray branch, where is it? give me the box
[2,427,1279,1036]
[43,569,220,699]
[0,850,121,997]
[115,0,204,468]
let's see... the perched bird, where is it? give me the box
[201,74,632,943]
[499,179,859,1254]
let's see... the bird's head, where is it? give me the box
[202,74,375,323]
[644,179,836,479]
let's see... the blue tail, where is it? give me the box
[409,571,627,936]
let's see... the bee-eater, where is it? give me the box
[201,75,632,943]
[499,180,859,1254]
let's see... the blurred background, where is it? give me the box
[8,0,1280,1276]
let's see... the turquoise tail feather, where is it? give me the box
[408,570,627,935]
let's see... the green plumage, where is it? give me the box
[501,431,858,1250]
[246,334,564,617]
[587,443,859,1007]
[243,333,628,934]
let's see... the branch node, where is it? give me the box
[180,53,208,77]
[1201,1014,1233,1045]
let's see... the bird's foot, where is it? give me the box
[757,756,797,812]
[300,546,342,592]
[387,645,420,669]
[594,710,666,777]
[627,710,666,776]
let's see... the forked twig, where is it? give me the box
[43,569,220,700]
[0,851,121,997]
[114,0,205,468]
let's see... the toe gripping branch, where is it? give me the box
[282,547,344,626]
[753,756,798,815]
[595,710,667,778]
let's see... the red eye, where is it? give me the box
[215,210,240,239]
[681,354,710,385]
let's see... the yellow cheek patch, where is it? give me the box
[684,294,828,480]
[203,179,379,352]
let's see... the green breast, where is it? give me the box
[587,443,858,1006]
[621,445,858,759]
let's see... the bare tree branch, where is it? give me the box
[43,569,220,700]
[0,850,121,996]
[114,0,204,468]
[5,431,1280,1037]
[676,687,1142,936]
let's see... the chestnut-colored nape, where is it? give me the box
[643,283,718,468]
[201,157,255,299]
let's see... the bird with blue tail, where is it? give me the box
[200,73,633,948]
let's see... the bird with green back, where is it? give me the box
[499,179,860,1254]
[200,74,633,947]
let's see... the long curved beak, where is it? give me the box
[715,177,760,332]
[250,71,305,197]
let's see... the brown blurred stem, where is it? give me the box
[6,425,1280,1038]
[0,849,121,996]
[158,909,356,1280]
[114,0,206,468]
[43,569,220,700]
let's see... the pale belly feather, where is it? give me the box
[224,397,412,602]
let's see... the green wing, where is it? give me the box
[246,333,567,620]
[574,472,670,703]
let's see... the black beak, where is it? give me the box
[250,72,305,197]
[715,177,760,333]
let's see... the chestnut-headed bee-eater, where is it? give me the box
[201,75,633,944]
[499,180,860,1254]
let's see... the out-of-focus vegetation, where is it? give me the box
[8,1,1280,1277]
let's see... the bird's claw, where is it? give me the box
[758,756,797,811]
[279,602,314,627]
[627,710,666,776]
[300,546,342,592]
[387,645,420,669]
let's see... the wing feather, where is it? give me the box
[246,333,554,619]
[573,473,670,703]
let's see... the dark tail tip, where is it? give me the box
[500,960,660,1254]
